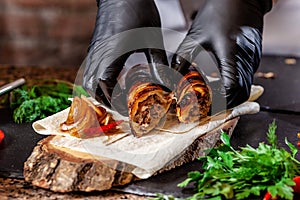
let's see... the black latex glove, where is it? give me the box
[83,0,168,111]
[172,0,272,108]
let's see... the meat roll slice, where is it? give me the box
[176,67,211,123]
[60,96,116,138]
[128,83,173,137]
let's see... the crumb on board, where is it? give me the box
[255,72,276,79]
[284,58,297,65]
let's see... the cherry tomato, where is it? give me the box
[0,129,4,144]
[293,176,300,193]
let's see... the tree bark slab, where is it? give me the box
[24,117,239,193]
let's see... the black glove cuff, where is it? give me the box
[259,0,273,14]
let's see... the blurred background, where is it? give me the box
[0,0,299,68]
[0,0,96,68]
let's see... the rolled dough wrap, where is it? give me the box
[30,85,263,180]
[128,83,173,137]
[176,67,212,123]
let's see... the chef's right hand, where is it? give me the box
[83,0,168,109]
[171,0,272,108]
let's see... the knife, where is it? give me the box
[0,78,26,96]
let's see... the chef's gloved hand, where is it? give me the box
[83,0,168,110]
[171,0,272,108]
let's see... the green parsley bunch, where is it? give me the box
[178,121,300,200]
[10,80,88,123]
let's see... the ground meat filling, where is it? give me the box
[178,94,198,122]
[177,88,211,122]
[133,94,164,130]
[189,99,209,119]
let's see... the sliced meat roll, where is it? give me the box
[60,96,115,138]
[176,67,211,123]
[128,82,173,137]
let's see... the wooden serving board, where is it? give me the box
[23,117,239,193]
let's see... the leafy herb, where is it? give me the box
[10,80,88,123]
[178,120,300,200]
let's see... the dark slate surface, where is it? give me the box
[254,55,300,112]
[0,108,45,178]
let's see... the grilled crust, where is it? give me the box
[176,69,212,123]
[128,83,173,137]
